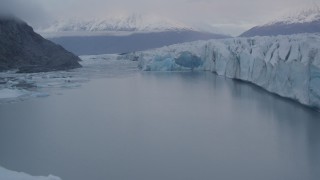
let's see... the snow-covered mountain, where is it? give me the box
[38,14,195,33]
[241,6,320,37]
[267,6,320,25]
[38,14,231,55]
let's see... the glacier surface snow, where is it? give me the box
[130,34,320,109]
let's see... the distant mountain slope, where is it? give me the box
[48,30,230,55]
[0,16,81,73]
[241,6,320,37]
[38,14,230,55]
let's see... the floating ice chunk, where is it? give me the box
[0,89,27,99]
[31,92,50,98]
[0,166,61,180]
[61,83,82,88]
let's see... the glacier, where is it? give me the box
[0,166,61,180]
[128,34,320,110]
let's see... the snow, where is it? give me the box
[0,166,61,180]
[129,34,320,109]
[265,6,320,26]
[37,14,193,34]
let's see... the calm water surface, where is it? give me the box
[0,65,320,180]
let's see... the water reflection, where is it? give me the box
[226,77,320,179]
[0,71,319,180]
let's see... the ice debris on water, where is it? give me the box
[0,54,138,103]
[0,88,28,99]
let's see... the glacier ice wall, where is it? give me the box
[129,34,320,109]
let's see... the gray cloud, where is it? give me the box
[1,0,319,35]
[0,0,51,27]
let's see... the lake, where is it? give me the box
[0,59,319,180]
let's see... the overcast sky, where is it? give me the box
[1,0,319,35]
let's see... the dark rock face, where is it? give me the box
[0,16,81,73]
[240,20,320,37]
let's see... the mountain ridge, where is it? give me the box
[38,14,195,33]
[240,6,320,37]
[265,5,320,25]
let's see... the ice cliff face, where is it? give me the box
[129,34,320,110]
